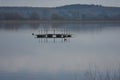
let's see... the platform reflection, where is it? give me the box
[32,27,72,43]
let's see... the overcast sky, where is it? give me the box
[0,0,120,7]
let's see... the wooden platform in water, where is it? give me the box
[34,34,72,38]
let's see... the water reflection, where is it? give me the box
[0,23,120,80]
[0,22,120,31]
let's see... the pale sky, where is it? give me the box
[0,0,120,7]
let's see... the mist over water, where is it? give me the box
[0,22,120,80]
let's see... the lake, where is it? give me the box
[0,22,120,80]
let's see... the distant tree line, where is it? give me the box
[0,5,120,20]
[0,12,41,20]
[0,12,120,20]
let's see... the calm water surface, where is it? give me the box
[0,23,120,80]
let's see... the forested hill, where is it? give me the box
[0,4,120,20]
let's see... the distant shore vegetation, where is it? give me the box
[0,4,120,21]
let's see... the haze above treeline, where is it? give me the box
[0,4,120,20]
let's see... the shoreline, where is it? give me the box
[0,20,120,24]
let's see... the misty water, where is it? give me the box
[0,22,120,80]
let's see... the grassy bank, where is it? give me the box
[82,69,120,80]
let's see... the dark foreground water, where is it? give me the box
[0,22,120,80]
